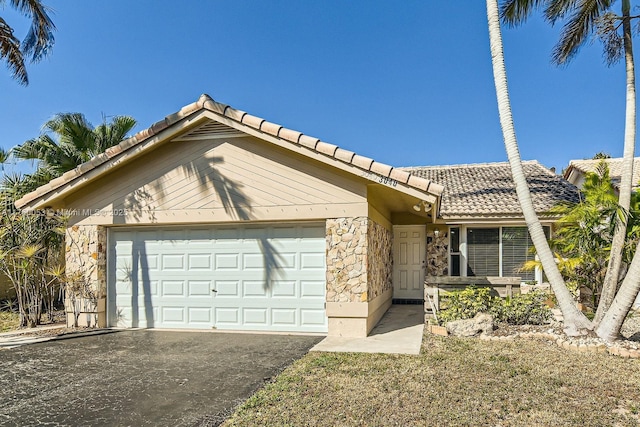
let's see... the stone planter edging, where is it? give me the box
[476,331,640,359]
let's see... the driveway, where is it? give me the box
[0,330,322,426]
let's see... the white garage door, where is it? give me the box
[108,224,327,332]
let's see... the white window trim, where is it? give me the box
[449,224,550,284]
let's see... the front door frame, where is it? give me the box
[392,225,426,301]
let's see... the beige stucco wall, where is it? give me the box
[63,136,369,226]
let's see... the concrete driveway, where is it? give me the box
[0,330,322,426]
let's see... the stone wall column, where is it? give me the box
[326,217,368,303]
[325,217,393,337]
[426,228,448,277]
[65,225,107,327]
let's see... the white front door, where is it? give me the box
[392,225,426,300]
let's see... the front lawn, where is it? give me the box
[224,334,640,426]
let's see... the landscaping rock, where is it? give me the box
[446,313,494,337]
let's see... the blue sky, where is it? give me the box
[0,1,628,174]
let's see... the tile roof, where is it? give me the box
[15,94,443,209]
[564,157,640,189]
[402,161,580,219]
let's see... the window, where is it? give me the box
[450,227,460,276]
[465,226,549,281]
[467,228,499,276]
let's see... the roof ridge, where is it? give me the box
[401,160,539,170]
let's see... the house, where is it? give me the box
[404,162,579,283]
[15,95,579,337]
[564,157,640,190]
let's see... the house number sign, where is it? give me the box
[361,171,398,188]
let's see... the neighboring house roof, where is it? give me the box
[15,94,443,210]
[402,161,580,220]
[563,157,640,190]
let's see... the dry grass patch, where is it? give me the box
[0,311,19,332]
[223,334,640,426]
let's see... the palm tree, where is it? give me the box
[500,0,637,326]
[486,0,592,335]
[13,113,136,186]
[0,0,55,85]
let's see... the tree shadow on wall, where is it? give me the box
[112,151,286,327]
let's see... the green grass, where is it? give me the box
[0,311,20,332]
[223,334,640,426]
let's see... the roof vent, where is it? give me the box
[174,120,244,141]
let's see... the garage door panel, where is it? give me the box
[188,307,212,324]
[215,281,240,297]
[300,253,324,270]
[162,306,185,323]
[243,308,268,326]
[215,307,239,325]
[272,309,296,326]
[242,253,264,269]
[109,224,327,332]
[161,254,185,270]
[271,281,296,297]
[301,281,325,298]
[215,254,239,270]
[162,280,185,296]
[188,254,212,270]
[243,281,267,297]
[188,280,212,296]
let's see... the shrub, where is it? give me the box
[491,290,552,325]
[438,287,552,326]
[437,286,495,324]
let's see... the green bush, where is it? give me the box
[491,290,552,325]
[438,287,552,326]
[437,286,495,324]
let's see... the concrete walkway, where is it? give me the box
[311,304,424,355]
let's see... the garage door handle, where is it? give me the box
[211,289,217,293]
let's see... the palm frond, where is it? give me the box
[0,16,27,85]
[500,0,547,26]
[550,0,616,65]
[10,0,56,63]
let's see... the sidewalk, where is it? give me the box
[311,304,424,355]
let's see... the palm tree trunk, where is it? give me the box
[486,0,591,335]
[594,0,637,325]
[596,243,640,340]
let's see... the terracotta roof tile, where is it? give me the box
[223,106,247,122]
[334,148,355,163]
[278,128,302,144]
[241,113,265,129]
[565,157,640,189]
[315,141,338,156]
[389,168,411,184]
[259,120,283,137]
[403,161,579,218]
[15,94,443,209]
[298,135,319,150]
[351,155,374,170]
[202,98,227,115]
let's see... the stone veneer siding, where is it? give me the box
[427,229,448,276]
[65,225,107,326]
[326,217,392,303]
[366,220,393,301]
